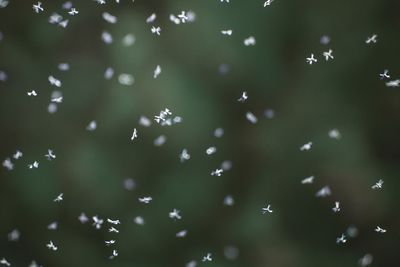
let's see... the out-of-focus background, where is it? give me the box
[0,0,400,266]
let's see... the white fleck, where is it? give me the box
[186,261,197,267]
[154,135,167,146]
[2,158,14,170]
[315,186,331,197]
[366,34,377,44]
[322,49,334,61]
[86,120,97,131]
[375,226,386,233]
[359,254,373,266]
[244,36,256,46]
[0,70,7,81]
[138,196,152,204]
[33,2,44,13]
[223,195,234,206]
[177,11,188,23]
[107,219,121,225]
[246,111,258,124]
[176,230,187,238]
[28,161,39,169]
[206,146,217,155]
[169,209,182,220]
[104,67,114,80]
[7,229,20,241]
[146,13,156,23]
[261,204,273,214]
[108,227,119,233]
[0,258,11,266]
[224,245,239,260]
[133,216,145,225]
[336,233,347,244]
[105,240,116,246]
[301,176,314,184]
[13,150,23,160]
[131,128,138,141]
[151,26,161,35]
[53,193,63,202]
[211,168,223,177]
[153,65,161,78]
[328,129,341,139]
[221,29,232,36]
[139,116,152,127]
[237,91,248,102]
[386,79,400,87]
[101,31,113,44]
[27,90,37,96]
[371,179,383,190]
[102,12,117,24]
[46,241,58,251]
[332,201,340,213]
[45,149,56,161]
[263,0,274,7]
[306,53,317,64]
[123,178,136,190]
[214,128,224,138]
[379,69,390,80]
[48,75,62,87]
[118,73,134,85]
[47,221,58,230]
[78,213,89,224]
[320,35,330,45]
[300,142,312,151]
[68,7,78,15]
[92,215,104,229]
[179,149,191,162]
[202,253,212,262]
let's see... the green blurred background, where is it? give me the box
[0,0,399,266]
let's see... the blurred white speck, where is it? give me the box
[221,160,232,171]
[176,230,187,238]
[153,65,161,78]
[218,64,230,75]
[328,129,341,139]
[47,221,58,230]
[122,33,135,46]
[101,31,113,44]
[118,73,134,85]
[139,116,152,127]
[185,260,197,267]
[104,67,114,80]
[224,245,239,260]
[346,225,359,238]
[246,111,258,124]
[206,146,217,155]
[58,63,69,71]
[0,70,7,81]
[315,186,331,197]
[244,36,256,46]
[264,109,275,119]
[358,254,373,266]
[146,13,156,23]
[102,12,117,23]
[86,120,97,131]
[320,35,331,45]
[123,178,136,190]
[48,75,62,87]
[179,149,191,162]
[8,229,20,242]
[223,195,234,206]
[133,216,145,225]
[154,135,167,146]
[48,103,58,113]
[300,142,312,151]
[301,176,314,184]
[78,213,89,224]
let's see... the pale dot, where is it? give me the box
[122,33,135,47]
[104,67,114,80]
[264,109,275,119]
[224,245,239,260]
[218,64,230,75]
[118,73,134,85]
[48,103,58,113]
[134,216,145,225]
[0,70,8,81]
[214,127,224,138]
[221,160,232,171]
[123,178,136,191]
[320,35,331,45]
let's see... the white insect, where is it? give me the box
[105,240,116,246]
[102,12,117,23]
[86,120,97,131]
[263,0,274,6]
[221,29,232,35]
[206,146,217,155]
[261,204,273,214]
[0,258,10,267]
[223,195,234,206]
[386,79,400,87]
[101,31,113,44]
[336,233,347,244]
[375,226,386,233]
[153,65,161,78]
[315,186,331,197]
[48,75,62,87]
[244,36,256,46]
[47,222,58,230]
[220,0,230,3]
[109,249,118,259]
[68,8,78,15]
[169,209,182,220]
[332,201,340,213]
[176,230,187,238]
[146,13,156,23]
[54,193,63,202]
[300,142,312,151]
[306,54,317,64]
[328,129,341,139]
[154,108,172,123]
[78,213,88,224]
[33,2,44,13]
[45,149,56,160]
[211,168,223,177]
[301,176,314,184]
[371,179,383,190]
[237,91,248,102]
[151,26,161,35]
[202,253,212,262]
[27,90,37,96]
[3,158,14,170]
[51,96,63,103]
[179,149,191,162]
[8,229,20,241]
[131,128,138,140]
[13,150,23,160]
[28,161,39,169]
[169,14,181,25]
[107,219,121,225]
[379,69,390,80]
[322,49,334,61]
[246,112,258,124]
[46,240,58,251]
[133,216,145,225]
[366,34,377,44]
[108,227,119,233]
[139,196,152,204]
[178,11,188,23]
[92,215,104,229]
